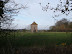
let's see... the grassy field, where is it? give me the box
[9,32,72,47]
[0,32,72,47]
[0,32,72,54]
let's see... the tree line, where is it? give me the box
[49,18,72,32]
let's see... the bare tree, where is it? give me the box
[39,0,72,19]
[0,0,27,29]
[49,18,72,32]
[0,1,27,54]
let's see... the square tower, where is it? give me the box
[31,22,38,32]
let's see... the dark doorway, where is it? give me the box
[33,27,36,32]
[33,29,36,32]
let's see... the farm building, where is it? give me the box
[31,22,38,32]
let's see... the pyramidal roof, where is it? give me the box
[31,22,38,25]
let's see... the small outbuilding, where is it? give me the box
[31,22,38,32]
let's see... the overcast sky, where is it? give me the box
[8,0,72,30]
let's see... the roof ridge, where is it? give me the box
[31,22,38,25]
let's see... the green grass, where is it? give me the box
[1,32,72,47]
[11,32,72,47]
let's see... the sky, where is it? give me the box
[6,0,72,30]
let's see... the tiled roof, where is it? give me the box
[31,22,38,25]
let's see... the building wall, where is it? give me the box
[31,25,38,32]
